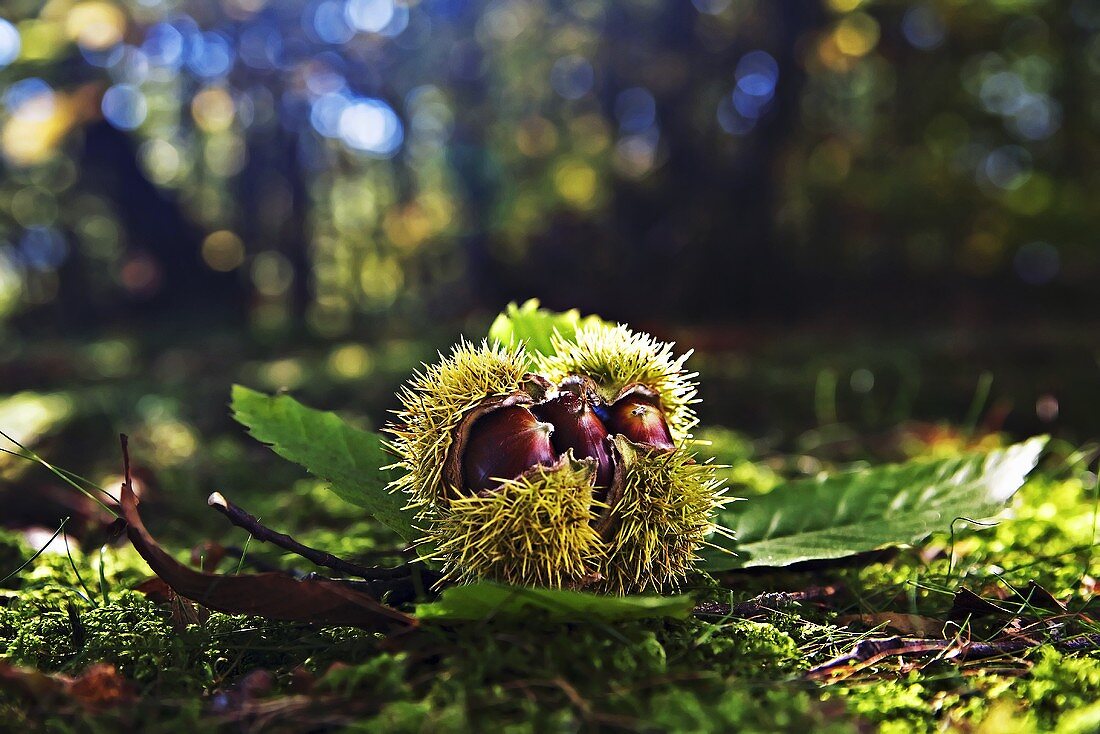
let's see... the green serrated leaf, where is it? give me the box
[415,582,694,622]
[230,385,419,542]
[701,436,1047,571]
[488,298,608,358]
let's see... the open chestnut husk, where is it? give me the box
[387,326,723,594]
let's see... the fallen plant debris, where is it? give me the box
[693,586,842,620]
[807,632,1100,682]
[0,661,135,712]
[948,581,1078,620]
[120,436,416,632]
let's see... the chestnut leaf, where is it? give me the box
[701,436,1047,570]
[231,385,419,542]
[488,298,608,358]
[415,582,694,622]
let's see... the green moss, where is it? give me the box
[641,687,853,734]
[1021,649,1100,723]
[3,592,182,683]
[3,436,1099,732]
[830,650,1100,734]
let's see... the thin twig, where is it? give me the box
[206,491,411,581]
[806,632,1100,680]
[694,587,840,619]
[221,545,302,576]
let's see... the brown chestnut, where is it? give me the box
[606,398,675,450]
[462,405,558,492]
[533,393,615,487]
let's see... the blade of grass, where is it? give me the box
[0,517,69,585]
[0,430,119,513]
[963,371,993,437]
[63,531,96,605]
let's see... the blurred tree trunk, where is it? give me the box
[62,120,245,328]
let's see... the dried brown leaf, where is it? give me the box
[67,663,136,712]
[120,438,415,632]
[948,588,1012,620]
[838,613,945,637]
[0,661,134,712]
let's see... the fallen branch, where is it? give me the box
[207,491,410,581]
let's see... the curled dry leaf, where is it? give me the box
[119,436,415,632]
[0,661,134,712]
[134,577,211,630]
[948,582,1073,621]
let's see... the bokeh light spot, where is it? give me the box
[346,0,395,33]
[327,344,374,379]
[834,13,880,57]
[515,116,558,157]
[613,133,658,178]
[615,87,657,133]
[310,92,350,137]
[0,18,21,67]
[187,32,233,78]
[139,138,184,185]
[202,230,246,271]
[979,72,1026,115]
[979,145,1032,191]
[902,5,946,50]
[717,95,754,135]
[119,252,162,297]
[19,226,68,270]
[142,22,184,68]
[338,98,403,157]
[101,84,148,130]
[850,368,875,394]
[10,187,58,227]
[66,2,127,51]
[191,87,236,132]
[554,160,599,208]
[551,55,594,100]
[17,20,66,62]
[252,251,294,296]
[1009,94,1061,140]
[311,1,355,44]
[4,78,52,112]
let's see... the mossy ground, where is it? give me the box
[2,448,1097,732]
[2,329,1099,732]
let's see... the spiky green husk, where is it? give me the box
[387,340,527,508]
[597,437,727,595]
[430,457,607,588]
[537,323,698,441]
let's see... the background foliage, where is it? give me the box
[0,0,1096,332]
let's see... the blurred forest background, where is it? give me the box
[2,0,1100,519]
[2,0,1096,328]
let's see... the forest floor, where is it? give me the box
[1,320,1098,732]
